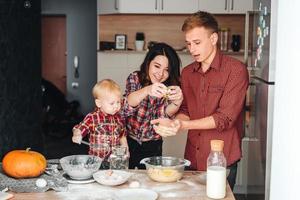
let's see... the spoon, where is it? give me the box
[80,141,110,153]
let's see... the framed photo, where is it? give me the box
[115,34,127,50]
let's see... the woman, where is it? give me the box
[124,42,183,169]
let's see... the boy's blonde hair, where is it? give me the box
[92,79,121,99]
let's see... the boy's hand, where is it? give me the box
[72,129,82,144]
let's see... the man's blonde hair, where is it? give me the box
[182,11,218,34]
[92,79,121,99]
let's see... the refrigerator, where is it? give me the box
[243,0,277,199]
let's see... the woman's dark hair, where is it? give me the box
[138,42,181,87]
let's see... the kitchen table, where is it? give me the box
[11,170,235,200]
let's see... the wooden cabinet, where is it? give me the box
[98,0,198,14]
[199,0,252,14]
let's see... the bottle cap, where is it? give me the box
[210,140,224,152]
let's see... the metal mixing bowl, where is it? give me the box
[140,156,191,183]
[60,155,102,180]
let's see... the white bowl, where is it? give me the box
[93,170,132,186]
[60,155,102,180]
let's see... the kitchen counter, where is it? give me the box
[11,170,235,200]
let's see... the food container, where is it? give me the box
[140,156,191,183]
[93,170,132,186]
[60,155,102,180]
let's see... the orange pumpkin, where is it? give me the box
[2,148,47,178]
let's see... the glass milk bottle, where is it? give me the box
[206,140,227,199]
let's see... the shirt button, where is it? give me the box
[198,133,200,136]
[197,147,199,150]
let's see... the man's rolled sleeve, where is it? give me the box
[212,64,249,132]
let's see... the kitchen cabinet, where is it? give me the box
[199,0,253,14]
[98,0,198,14]
[97,51,245,93]
[160,0,199,14]
[97,51,194,93]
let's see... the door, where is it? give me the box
[42,0,97,114]
[42,15,66,94]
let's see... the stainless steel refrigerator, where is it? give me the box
[244,0,276,199]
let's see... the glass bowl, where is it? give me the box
[59,155,102,180]
[140,156,190,183]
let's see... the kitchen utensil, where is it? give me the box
[62,173,96,184]
[59,155,102,180]
[93,170,132,186]
[140,156,190,183]
[80,141,110,159]
[219,28,229,51]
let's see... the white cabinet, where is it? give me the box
[98,51,195,93]
[199,0,253,14]
[98,52,143,93]
[98,52,129,93]
[98,0,198,14]
[160,0,198,14]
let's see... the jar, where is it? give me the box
[219,28,229,51]
[206,140,227,199]
[231,34,241,52]
[109,146,129,170]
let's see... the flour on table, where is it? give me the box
[56,184,115,200]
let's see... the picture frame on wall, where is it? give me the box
[115,34,127,50]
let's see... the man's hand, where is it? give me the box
[72,129,82,144]
[151,118,181,137]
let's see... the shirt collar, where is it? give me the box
[193,50,222,72]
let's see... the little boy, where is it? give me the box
[72,79,129,161]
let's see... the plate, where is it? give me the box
[115,188,158,200]
[93,170,132,186]
[62,173,95,184]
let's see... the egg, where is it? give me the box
[35,178,47,188]
[129,181,140,188]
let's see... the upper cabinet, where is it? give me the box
[161,0,199,14]
[98,0,198,14]
[199,0,253,14]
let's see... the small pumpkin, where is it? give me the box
[2,148,47,178]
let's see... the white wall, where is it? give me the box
[269,0,300,200]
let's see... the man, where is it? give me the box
[151,11,249,190]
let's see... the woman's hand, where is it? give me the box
[151,118,181,137]
[167,86,183,106]
[147,83,168,98]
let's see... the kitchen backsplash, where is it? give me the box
[99,14,253,51]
